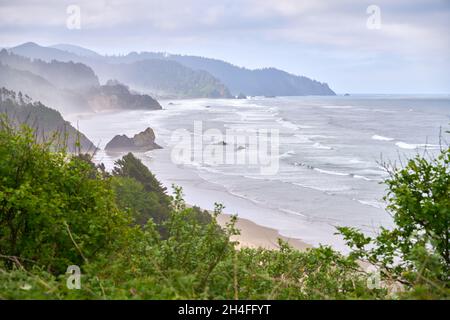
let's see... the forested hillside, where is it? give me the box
[0,87,95,152]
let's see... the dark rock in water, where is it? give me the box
[344,93,350,96]
[205,105,211,108]
[105,127,162,152]
[236,93,247,99]
[168,102,175,105]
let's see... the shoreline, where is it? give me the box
[81,100,395,253]
[214,211,312,251]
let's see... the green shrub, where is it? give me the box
[0,118,131,273]
[338,146,450,299]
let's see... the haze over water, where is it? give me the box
[72,94,450,251]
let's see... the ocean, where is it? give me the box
[69,95,450,252]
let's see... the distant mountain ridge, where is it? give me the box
[0,62,88,114]
[0,49,162,114]
[8,43,232,99]
[0,48,99,91]
[100,51,336,96]
[95,59,232,99]
[8,42,336,97]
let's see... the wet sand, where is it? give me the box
[216,213,311,251]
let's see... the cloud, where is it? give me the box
[0,0,449,92]
[1,0,448,51]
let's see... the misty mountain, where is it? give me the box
[0,63,89,114]
[91,59,232,99]
[8,43,232,99]
[9,42,81,64]
[101,51,336,96]
[0,87,96,152]
[51,44,102,58]
[0,48,99,91]
[172,56,336,96]
[9,43,335,97]
[0,50,162,113]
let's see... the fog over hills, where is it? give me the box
[0,87,96,152]
[0,49,162,114]
[0,62,88,114]
[0,48,99,91]
[105,51,336,96]
[8,43,233,99]
[8,42,335,98]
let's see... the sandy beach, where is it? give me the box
[216,213,311,251]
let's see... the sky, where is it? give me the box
[0,0,449,94]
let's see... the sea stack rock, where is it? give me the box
[105,127,162,152]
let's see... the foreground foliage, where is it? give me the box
[338,145,450,299]
[0,120,448,299]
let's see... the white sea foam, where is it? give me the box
[355,169,388,179]
[395,142,440,150]
[357,200,385,209]
[293,182,351,193]
[294,134,313,143]
[276,117,299,130]
[279,150,296,159]
[352,175,373,181]
[372,134,394,141]
[321,105,353,109]
[313,168,349,176]
[312,142,332,150]
[279,208,307,218]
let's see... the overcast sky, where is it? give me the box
[0,0,449,93]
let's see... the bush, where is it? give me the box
[0,118,131,273]
[338,146,450,299]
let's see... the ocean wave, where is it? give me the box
[357,199,385,209]
[276,117,300,130]
[395,142,440,150]
[235,111,275,122]
[354,169,388,179]
[312,142,333,150]
[352,174,373,181]
[279,150,296,159]
[321,105,353,109]
[293,162,379,182]
[279,208,306,218]
[292,182,351,193]
[293,134,313,143]
[313,168,349,176]
[308,134,335,139]
[372,134,394,141]
[226,189,267,206]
